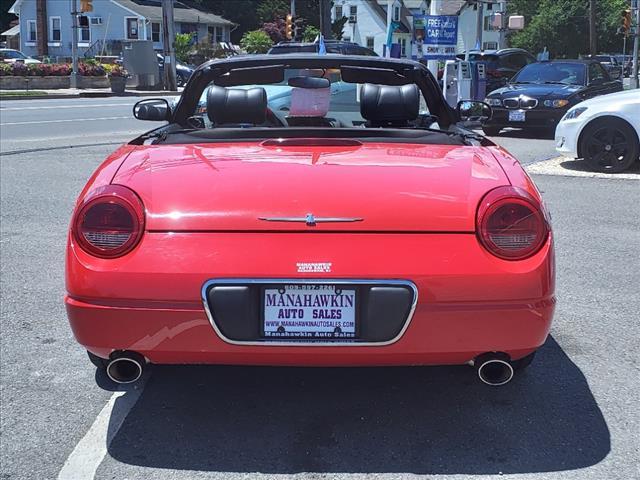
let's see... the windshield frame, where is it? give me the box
[171,54,457,130]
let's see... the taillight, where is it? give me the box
[73,185,144,258]
[477,186,549,260]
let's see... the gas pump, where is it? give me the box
[457,60,472,101]
[442,60,458,107]
[473,62,487,101]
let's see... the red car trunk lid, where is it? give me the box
[112,142,509,232]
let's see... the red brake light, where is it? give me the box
[477,187,549,260]
[73,185,144,258]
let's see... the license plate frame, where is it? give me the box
[509,110,526,122]
[261,284,358,340]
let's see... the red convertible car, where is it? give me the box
[65,55,555,387]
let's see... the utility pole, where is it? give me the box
[71,0,78,89]
[290,0,295,17]
[475,0,484,51]
[632,0,640,88]
[161,0,177,91]
[427,0,442,76]
[498,0,507,50]
[589,0,597,55]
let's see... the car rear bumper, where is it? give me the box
[65,232,555,366]
[485,108,567,129]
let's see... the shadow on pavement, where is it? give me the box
[559,158,640,174]
[106,336,609,475]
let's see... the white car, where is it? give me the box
[0,48,41,64]
[555,89,640,172]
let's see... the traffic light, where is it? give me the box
[622,9,631,35]
[285,14,293,40]
[80,0,93,13]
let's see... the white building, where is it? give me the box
[331,0,505,58]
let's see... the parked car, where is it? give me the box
[157,54,194,87]
[66,54,554,388]
[0,48,41,64]
[456,48,537,94]
[268,40,377,56]
[555,89,640,173]
[584,55,623,80]
[482,60,623,135]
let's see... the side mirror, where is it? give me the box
[133,98,171,121]
[456,100,492,125]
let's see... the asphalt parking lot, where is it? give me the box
[1,98,639,480]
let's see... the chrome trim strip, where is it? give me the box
[200,278,418,347]
[259,214,363,226]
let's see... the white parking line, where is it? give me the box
[0,103,134,111]
[57,382,145,480]
[1,116,131,126]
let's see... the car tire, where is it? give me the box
[176,75,186,87]
[482,126,501,136]
[511,351,536,371]
[580,118,639,173]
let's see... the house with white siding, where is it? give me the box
[331,0,505,58]
[8,0,234,60]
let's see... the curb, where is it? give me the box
[0,90,180,101]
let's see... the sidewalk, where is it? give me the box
[0,87,182,100]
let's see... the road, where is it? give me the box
[1,96,639,480]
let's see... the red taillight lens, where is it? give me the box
[73,185,144,258]
[477,187,549,260]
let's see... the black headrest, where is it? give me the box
[207,86,267,125]
[360,83,419,126]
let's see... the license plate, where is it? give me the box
[263,285,356,339]
[509,110,526,122]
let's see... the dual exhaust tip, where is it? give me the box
[101,351,517,386]
[475,352,515,386]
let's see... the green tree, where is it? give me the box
[331,16,348,40]
[508,0,629,58]
[257,0,289,23]
[174,33,194,63]
[302,25,320,42]
[240,30,274,54]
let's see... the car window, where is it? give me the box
[508,54,529,70]
[512,62,586,85]
[0,50,25,59]
[588,63,608,82]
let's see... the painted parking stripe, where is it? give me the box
[57,381,146,480]
[1,116,131,126]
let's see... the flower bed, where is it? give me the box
[0,62,111,89]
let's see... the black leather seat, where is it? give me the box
[359,83,419,127]
[207,86,267,126]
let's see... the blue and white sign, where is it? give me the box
[413,15,458,60]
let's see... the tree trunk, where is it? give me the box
[589,0,597,55]
[36,0,48,56]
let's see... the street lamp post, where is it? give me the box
[632,0,640,89]
[70,0,78,89]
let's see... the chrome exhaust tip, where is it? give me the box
[106,352,144,384]
[475,353,514,386]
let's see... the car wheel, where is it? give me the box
[482,126,501,136]
[511,351,536,371]
[580,118,639,173]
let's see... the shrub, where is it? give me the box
[240,30,273,54]
[78,62,106,76]
[0,63,13,76]
[302,25,320,42]
[104,64,128,78]
[174,33,195,63]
